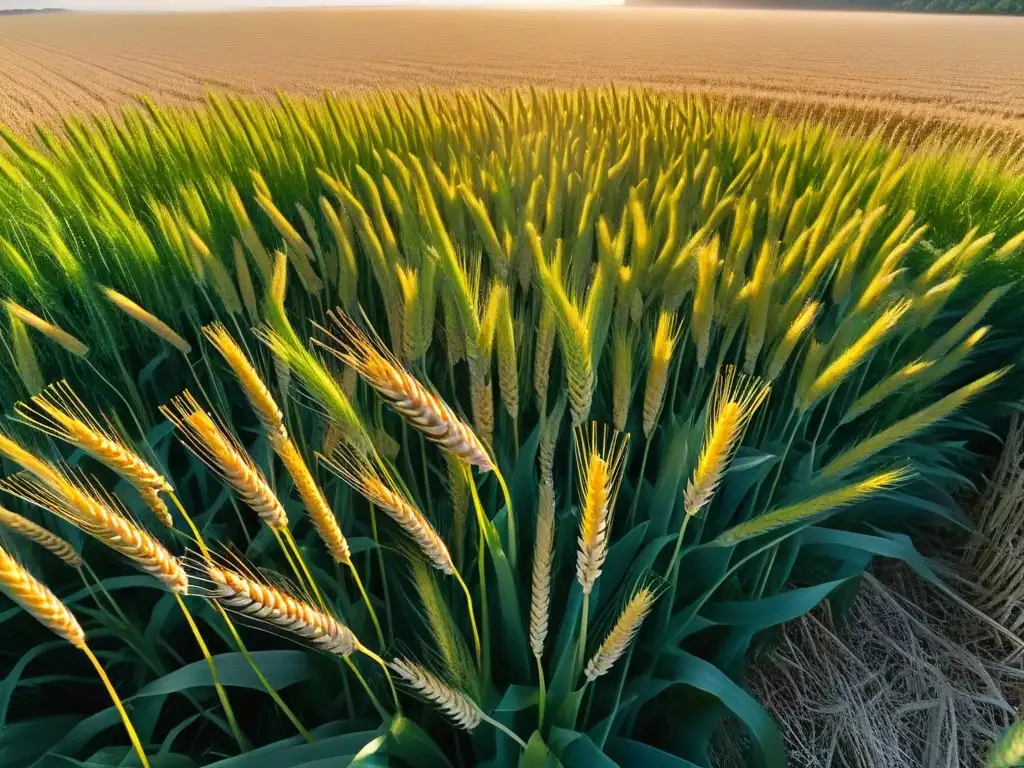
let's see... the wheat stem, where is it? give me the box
[357,644,402,714]
[82,644,151,768]
[348,563,386,652]
[174,593,248,752]
[535,652,548,727]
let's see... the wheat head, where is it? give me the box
[162,391,287,530]
[390,657,482,731]
[102,287,191,354]
[204,562,357,656]
[584,586,656,682]
[643,311,682,438]
[0,506,82,568]
[317,310,493,472]
[16,381,173,526]
[321,451,454,575]
[0,466,186,594]
[766,300,821,381]
[685,367,770,518]
[575,423,629,595]
[0,543,85,648]
[4,301,89,358]
[530,481,556,658]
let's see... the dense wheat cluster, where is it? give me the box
[0,84,1020,767]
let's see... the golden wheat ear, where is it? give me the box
[584,586,657,682]
[315,308,494,473]
[320,448,454,576]
[575,423,630,595]
[390,657,482,731]
[161,391,288,531]
[15,380,173,527]
[684,366,770,519]
[0,543,85,647]
[0,506,82,568]
[184,554,359,657]
[0,468,186,594]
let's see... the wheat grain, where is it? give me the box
[575,423,629,595]
[0,543,85,647]
[684,367,770,518]
[0,506,82,567]
[317,310,493,472]
[162,391,288,530]
[390,657,482,731]
[584,586,656,681]
[101,287,191,354]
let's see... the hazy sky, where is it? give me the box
[1,0,618,8]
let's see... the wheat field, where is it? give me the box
[1,8,1023,137]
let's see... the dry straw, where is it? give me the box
[16,381,173,527]
[101,286,191,354]
[584,586,656,682]
[4,300,89,357]
[317,310,493,472]
[575,423,629,595]
[684,367,770,519]
[162,391,288,530]
[0,506,82,568]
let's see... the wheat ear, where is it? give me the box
[316,310,493,472]
[643,311,682,438]
[584,587,656,681]
[0,506,82,567]
[530,481,556,658]
[684,367,770,518]
[575,423,630,595]
[4,300,88,357]
[0,458,186,594]
[321,451,454,575]
[0,543,84,648]
[203,324,285,440]
[102,287,191,354]
[766,301,821,381]
[16,381,173,527]
[199,562,358,656]
[204,325,350,563]
[390,657,482,731]
[820,368,1010,479]
[715,467,912,546]
[161,391,287,530]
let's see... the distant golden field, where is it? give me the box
[0,7,1022,139]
